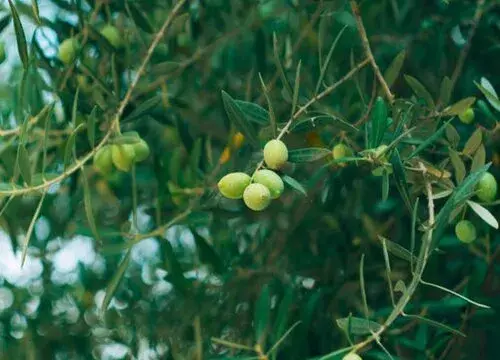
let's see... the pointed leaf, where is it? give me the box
[17,145,32,185]
[471,145,485,172]
[336,317,382,335]
[126,1,154,33]
[315,25,348,94]
[369,97,388,148]
[192,231,224,274]
[272,288,294,343]
[221,91,259,147]
[291,60,302,117]
[377,236,416,263]
[445,124,460,148]
[258,73,277,137]
[255,285,271,345]
[383,50,406,89]
[467,200,498,229]
[101,250,131,312]
[449,148,466,183]
[64,123,85,169]
[404,75,435,108]
[31,0,41,25]
[0,15,11,33]
[234,100,269,126]
[273,33,293,99]
[282,175,307,196]
[408,119,452,159]
[475,78,500,112]
[403,314,465,337]
[439,76,452,107]
[82,167,101,244]
[442,97,476,116]
[288,148,331,163]
[87,107,97,147]
[8,0,29,69]
[21,191,46,267]
[463,128,482,156]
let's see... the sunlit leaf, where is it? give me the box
[467,200,498,229]
[383,50,406,90]
[336,317,382,335]
[288,148,331,163]
[282,175,307,196]
[442,97,476,116]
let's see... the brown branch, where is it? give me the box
[350,0,394,103]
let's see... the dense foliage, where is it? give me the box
[0,0,499,359]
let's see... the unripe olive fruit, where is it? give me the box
[476,172,497,202]
[133,139,150,162]
[332,144,352,160]
[218,172,252,199]
[111,144,136,172]
[0,42,6,64]
[455,220,477,243]
[263,139,288,170]
[100,25,122,49]
[253,169,284,199]
[342,353,362,360]
[459,108,475,124]
[243,183,271,211]
[94,145,113,175]
[58,38,80,65]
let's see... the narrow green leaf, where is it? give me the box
[272,288,294,344]
[404,75,435,108]
[380,238,395,305]
[471,144,485,172]
[221,91,259,147]
[336,317,382,335]
[408,119,452,159]
[0,15,12,33]
[288,148,331,163]
[318,347,355,360]
[283,175,307,196]
[359,254,369,318]
[411,196,419,270]
[234,100,269,126]
[420,278,491,309]
[21,191,47,267]
[291,60,302,117]
[258,73,277,137]
[192,230,224,274]
[442,97,476,116]
[273,33,293,99]
[101,249,131,312]
[64,123,85,170]
[369,97,388,148]
[391,149,412,212]
[449,148,466,184]
[377,236,416,263]
[72,87,80,125]
[463,128,482,156]
[255,285,271,345]
[315,25,348,94]
[439,76,452,107]
[403,314,465,337]
[81,167,101,244]
[467,200,498,229]
[17,145,32,185]
[8,0,29,69]
[445,124,460,148]
[383,50,406,90]
[475,79,500,112]
[382,171,390,202]
[87,107,97,147]
[126,1,154,33]
[31,0,41,25]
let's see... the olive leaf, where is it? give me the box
[383,49,406,90]
[101,250,131,312]
[368,97,388,148]
[288,148,331,163]
[221,91,259,147]
[442,97,476,116]
[336,317,382,335]
[463,128,482,156]
[449,148,466,184]
[404,75,435,108]
[467,200,499,229]
[8,0,29,70]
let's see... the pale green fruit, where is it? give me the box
[455,220,477,244]
[332,144,352,160]
[476,172,497,202]
[58,38,80,65]
[100,25,122,49]
[94,146,113,175]
[342,353,362,360]
[263,139,288,170]
[218,172,251,199]
[374,144,389,162]
[253,169,284,199]
[133,139,150,162]
[111,144,136,172]
[459,108,475,124]
[243,183,271,211]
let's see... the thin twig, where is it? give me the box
[350,0,394,103]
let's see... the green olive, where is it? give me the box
[0,42,6,64]
[476,172,497,202]
[218,172,252,199]
[459,108,475,124]
[133,139,151,162]
[332,144,353,160]
[455,220,477,243]
[342,353,362,360]
[253,169,284,199]
[58,38,80,65]
[111,144,136,172]
[100,25,122,49]
[94,145,113,175]
[243,183,271,211]
[263,139,288,170]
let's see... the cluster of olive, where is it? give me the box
[58,25,122,65]
[455,171,498,243]
[218,139,288,211]
[93,132,150,175]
